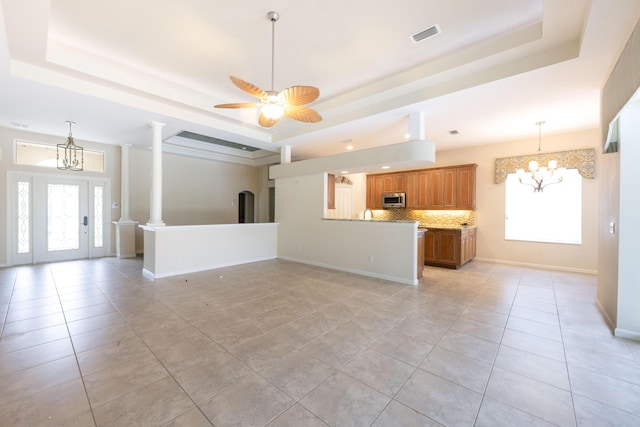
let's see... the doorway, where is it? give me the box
[7,172,110,265]
[238,191,255,223]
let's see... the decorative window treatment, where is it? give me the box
[495,148,596,184]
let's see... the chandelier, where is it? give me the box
[57,121,84,171]
[516,121,564,192]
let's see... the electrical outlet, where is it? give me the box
[574,254,581,261]
[368,255,374,264]
[297,244,302,252]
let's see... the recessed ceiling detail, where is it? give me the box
[176,131,260,152]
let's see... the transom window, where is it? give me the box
[16,140,105,172]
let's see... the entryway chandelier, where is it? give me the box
[57,121,84,171]
[516,121,564,192]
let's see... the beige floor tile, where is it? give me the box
[395,369,482,426]
[341,348,416,396]
[475,397,555,427]
[161,407,213,426]
[83,351,170,407]
[173,349,252,404]
[420,346,492,393]
[300,330,366,369]
[371,400,442,426]
[0,379,92,427]
[0,337,74,377]
[93,376,194,426]
[267,403,329,427]
[199,372,294,426]
[3,257,638,426]
[0,355,80,405]
[259,350,335,401]
[369,329,434,366]
[494,345,570,390]
[485,367,575,426]
[300,371,391,427]
[437,330,499,363]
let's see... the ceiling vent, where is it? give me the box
[411,24,441,43]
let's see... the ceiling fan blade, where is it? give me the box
[230,76,267,99]
[280,86,320,106]
[258,113,281,128]
[214,102,259,108]
[284,105,323,123]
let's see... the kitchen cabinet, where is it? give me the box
[417,230,425,279]
[327,174,336,209]
[455,165,477,210]
[460,227,476,265]
[366,175,384,209]
[405,172,419,209]
[366,164,476,210]
[423,227,476,268]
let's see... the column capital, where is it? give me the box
[149,121,166,129]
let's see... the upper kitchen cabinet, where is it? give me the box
[366,164,477,210]
[455,165,477,210]
[327,174,336,209]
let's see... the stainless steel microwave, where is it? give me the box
[382,193,406,208]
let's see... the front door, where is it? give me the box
[8,172,110,265]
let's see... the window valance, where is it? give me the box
[495,148,595,184]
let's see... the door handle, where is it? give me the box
[83,216,88,226]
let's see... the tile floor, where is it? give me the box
[1,257,640,426]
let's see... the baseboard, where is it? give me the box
[277,256,417,286]
[474,257,597,275]
[614,328,640,342]
[147,255,278,279]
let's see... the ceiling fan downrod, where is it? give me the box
[267,11,279,92]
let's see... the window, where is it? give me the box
[505,168,582,244]
[16,140,105,172]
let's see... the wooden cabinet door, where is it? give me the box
[405,172,419,209]
[427,170,442,208]
[437,230,460,265]
[417,171,430,209]
[417,231,425,279]
[327,174,335,209]
[423,229,438,263]
[383,176,394,193]
[393,174,406,192]
[366,176,375,209]
[442,169,457,209]
[456,165,477,210]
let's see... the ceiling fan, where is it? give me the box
[214,11,322,128]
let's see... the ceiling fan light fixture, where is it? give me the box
[214,11,322,128]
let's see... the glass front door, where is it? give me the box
[8,173,109,265]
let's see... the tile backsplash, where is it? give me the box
[371,209,476,227]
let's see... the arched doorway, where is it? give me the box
[238,191,255,223]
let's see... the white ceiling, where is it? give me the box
[1,0,640,162]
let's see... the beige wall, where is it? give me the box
[129,147,264,253]
[433,128,600,273]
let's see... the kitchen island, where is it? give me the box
[420,225,476,269]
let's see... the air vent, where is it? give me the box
[411,24,441,43]
[176,131,260,152]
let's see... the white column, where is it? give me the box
[281,144,292,164]
[114,143,138,258]
[408,111,425,140]
[148,121,165,226]
[120,144,132,221]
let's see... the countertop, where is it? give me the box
[418,224,477,230]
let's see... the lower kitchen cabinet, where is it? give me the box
[423,227,476,268]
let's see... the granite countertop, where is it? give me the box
[418,224,477,230]
[323,218,417,224]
